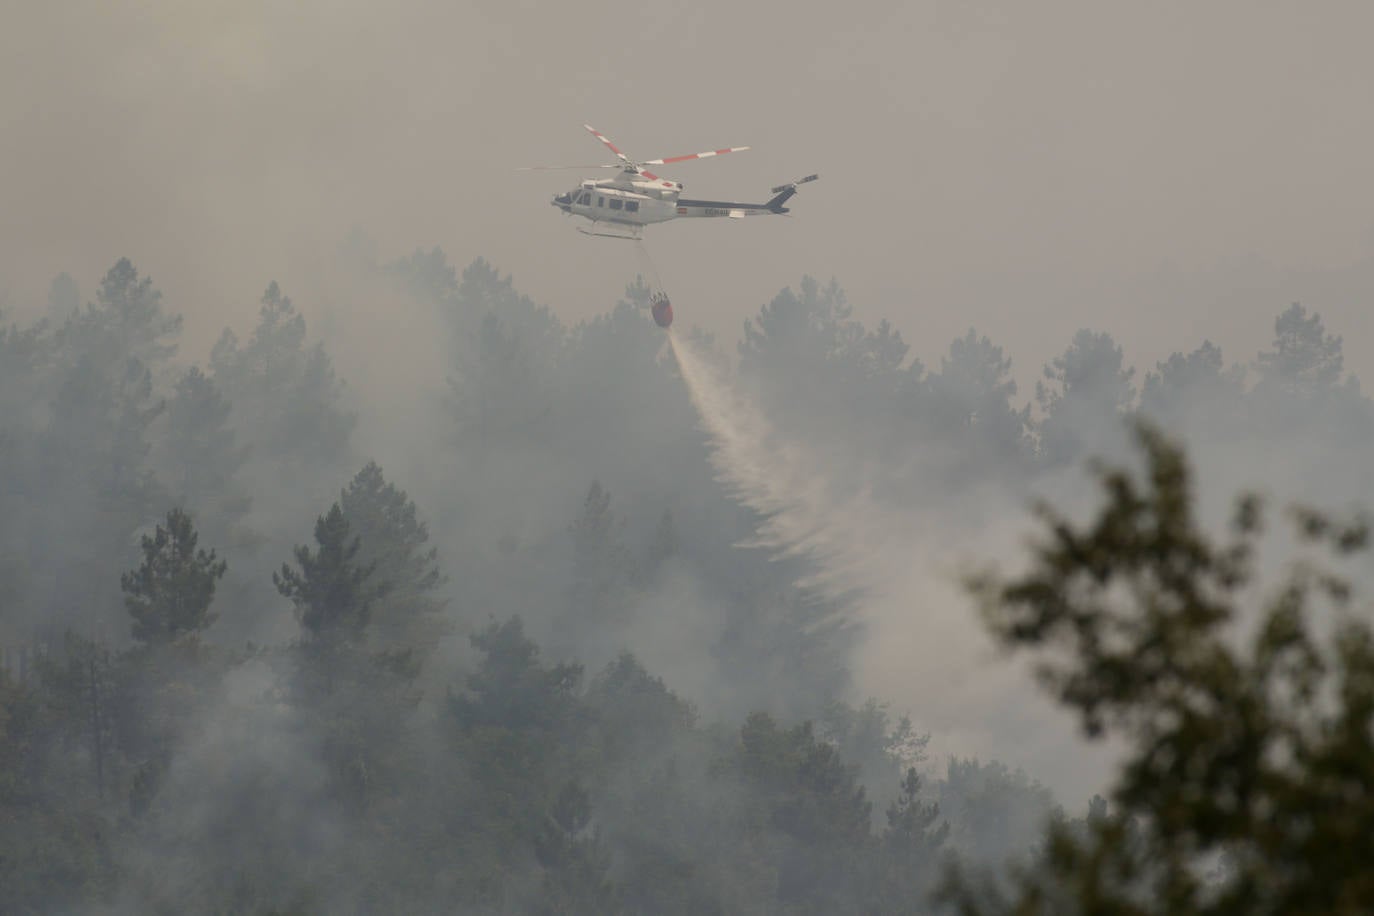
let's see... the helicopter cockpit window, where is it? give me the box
[608,198,623,210]
[578,192,591,205]
[625,201,639,212]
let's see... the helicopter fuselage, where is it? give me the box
[552,178,678,229]
[534,126,814,238]
[552,170,800,238]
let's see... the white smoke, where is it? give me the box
[669,332,1113,805]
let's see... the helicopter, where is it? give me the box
[523,125,818,239]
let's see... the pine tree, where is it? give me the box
[160,367,251,535]
[1255,302,1345,396]
[534,780,621,914]
[121,508,227,645]
[927,329,1033,471]
[636,509,679,585]
[338,462,446,657]
[274,504,376,646]
[210,282,355,469]
[38,259,176,635]
[560,481,631,659]
[867,767,949,912]
[1035,328,1136,465]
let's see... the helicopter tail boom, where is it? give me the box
[674,174,820,219]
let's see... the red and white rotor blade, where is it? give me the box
[643,146,750,165]
[584,124,632,164]
[517,164,621,170]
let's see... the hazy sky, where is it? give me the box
[4,0,1373,386]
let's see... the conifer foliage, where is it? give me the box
[275,505,377,645]
[121,508,227,645]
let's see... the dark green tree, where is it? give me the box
[739,277,911,454]
[1140,340,1245,423]
[727,712,874,912]
[338,462,447,658]
[937,757,1057,866]
[0,316,49,618]
[210,282,355,469]
[585,652,696,760]
[35,633,118,801]
[160,367,252,532]
[37,259,176,634]
[387,245,458,307]
[70,257,182,368]
[445,259,563,445]
[635,508,680,586]
[559,481,632,658]
[947,423,1374,914]
[1035,329,1136,465]
[444,617,587,896]
[1254,302,1345,396]
[451,310,560,443]
[274,504,376,646]
[448,257,562,351]
[885,767,948,856]
[0,662,117,912]
[121,508,227,645]
[451,617,583,736]
[926,328,1034,476]
[739,276,855,377]
[868,767,950,912]
[115,510,228,822]
[533,780,621,915]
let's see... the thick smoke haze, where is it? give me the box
[671,333,1111,793]
[4,2,1374,912]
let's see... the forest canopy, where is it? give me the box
[1,255,1372,913]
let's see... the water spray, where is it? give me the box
[667,333,892,606]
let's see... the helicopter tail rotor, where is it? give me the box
[766,174,819,212]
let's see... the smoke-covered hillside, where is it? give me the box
[2,248,1373,912]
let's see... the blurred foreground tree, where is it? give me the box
[946,423,1374,914]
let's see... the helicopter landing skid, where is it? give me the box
[577,224,643,240]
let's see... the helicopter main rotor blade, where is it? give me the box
[584,125,632,165]
[517,164,622,170]
[642,146,750,165]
